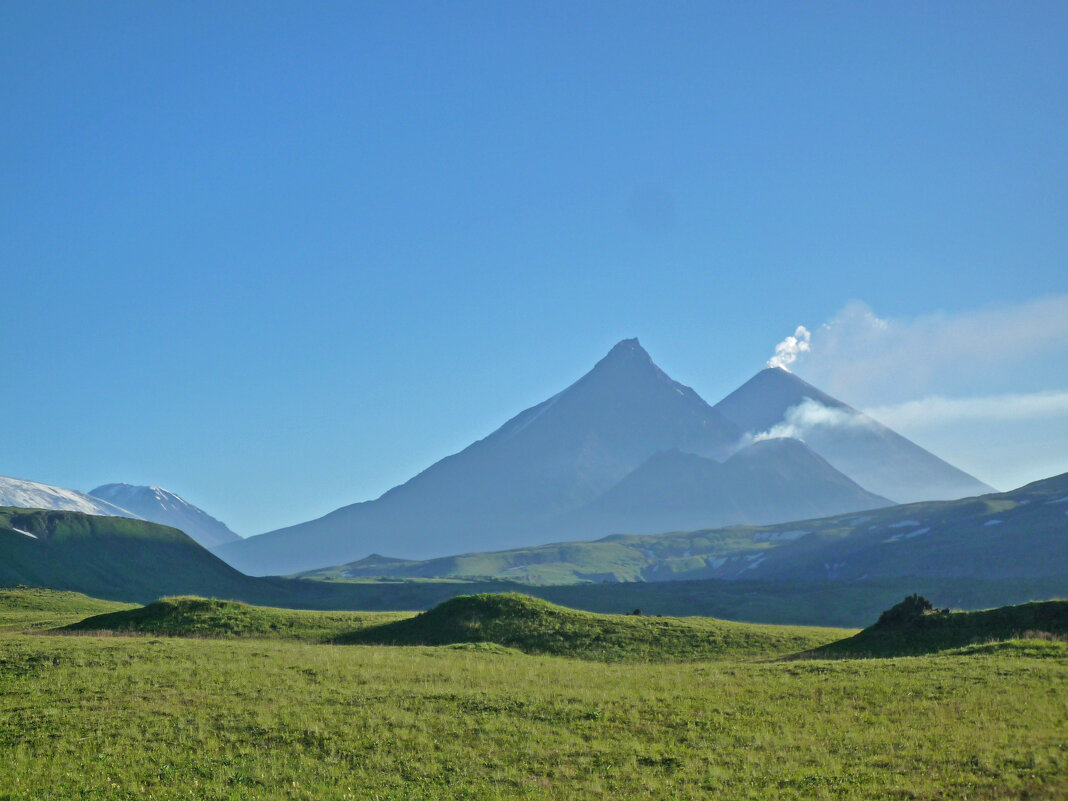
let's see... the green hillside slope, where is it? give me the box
[301,472,1068,585]
[3,506,1065,627]
[0,506,268,602]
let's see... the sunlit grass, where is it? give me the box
[1,631,1065,800]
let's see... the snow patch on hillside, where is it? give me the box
[0,476,139,519]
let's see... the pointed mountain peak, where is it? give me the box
[757,364,821,389]
[597,337,651,366]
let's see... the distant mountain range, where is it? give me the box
[0,475,240,550]
[302,471,1068,585]
[90,484,241,549]
[2,474,1063,627]
[215,339,992,576]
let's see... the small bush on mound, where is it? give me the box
[337,592,846,662]
[874,594,947,628]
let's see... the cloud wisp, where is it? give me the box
[865,390,1068,430]
[778,294,1068,406]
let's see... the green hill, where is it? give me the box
[63,596,407,642]
[802,597,1068,659]
[339,592,850,661]
[0,506,266,602]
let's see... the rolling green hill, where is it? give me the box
[3,613,1064,800]
[802,597,1068,659]
[301,472,1068,586]
[340,592,851,661]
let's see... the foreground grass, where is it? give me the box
[0,631,1065,800]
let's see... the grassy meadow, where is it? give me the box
[1,589,1065,799]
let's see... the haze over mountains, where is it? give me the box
[571,438,889,536]
[309,472,1067,586]
[215,339,992,576]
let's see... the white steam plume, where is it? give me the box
[766,326,811,370]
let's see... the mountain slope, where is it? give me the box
[744,472,1068,582]
[90,483,241,549]
[713,367,995,503]
[0,475,138,518]
[570,438,890,535]
[303,472,1068,586]
[215,339,742,574]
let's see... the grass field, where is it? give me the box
[0,586,135,631]
[1,589,1065,799]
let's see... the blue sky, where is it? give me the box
[2,2,1066,534]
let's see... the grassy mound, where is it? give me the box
[62,596,409,642]
[802,598,1068,659]
[339,592,849,661]
[0,586,135,631]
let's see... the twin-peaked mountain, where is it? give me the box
[215,339,990,576]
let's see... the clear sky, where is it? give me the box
[2,2,1066,534]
